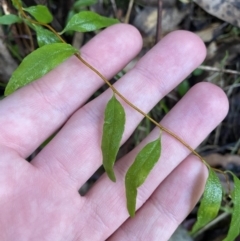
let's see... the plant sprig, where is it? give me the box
[8,0,210,164]
[1,1,240,239]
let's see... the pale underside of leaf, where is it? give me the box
[101,94,125,182]
[223,173,240,241]
[191,168,222,234]
[125,137,161,217]
[5,43,78,96]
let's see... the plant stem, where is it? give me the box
[23,20,34,52]
[16,0,207,165]
[125,0,134,23]
[16,1,65,43]
[76,54,206,163]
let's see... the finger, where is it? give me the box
[108,155,207,241]
[0,24,142,157]
[32,30,207,189]
[76,82,228,240]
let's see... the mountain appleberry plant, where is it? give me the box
[0,0,239,240]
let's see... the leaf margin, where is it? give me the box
[101,94,126,182]
[190,167,222,234]
[23,5,53,24]
[223,172,240,241]
[61,11,119,34]
[5,43,78,96]
[34,25,62,47]
[125,136,161,217]
[0,14,22,25]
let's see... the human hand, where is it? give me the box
[0,24,228,240]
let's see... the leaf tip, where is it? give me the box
[129,209,135,218]
[105,167,116,182]
[4,86,11,96]
[109,174,116,183]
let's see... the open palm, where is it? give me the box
[0,24,228,241]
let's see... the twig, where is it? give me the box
[16,0,210,169]
[16,2,65,43]
[2,0,34,52]
[1,0,9,14]
[198,65,240,76]
[225,78,240,97]
[223,83,240,90]
[125,0,134,23]
[231,138,240,155]
[156,0,162,43]
[110,0,118,18]
[214,123,222,146]
[77,54,207,165]
[23,21,35,52]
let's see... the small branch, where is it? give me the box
[214,123,221,146]
[16,0,208,167]
[125,0,134,23]
[198,65,240,76]
[23,21,35,52]
[0,26,18,82]
[2,0,9,14]
[231,137,240,155]
[16,1,65,43]
[110,0,118,18]
[76,53,206,164]
[3,0,34,52]
[156,0,162,43]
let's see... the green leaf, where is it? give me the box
[61,11,119,34]
[74,0,98,8]
[223,173,240,241]
[0,14,22,25]
[191,168,222,234]
[101,94,125,182]
[34,25,61,47]
[125,137,161,217]
[23,5,53,24]
[5,43,78,96]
